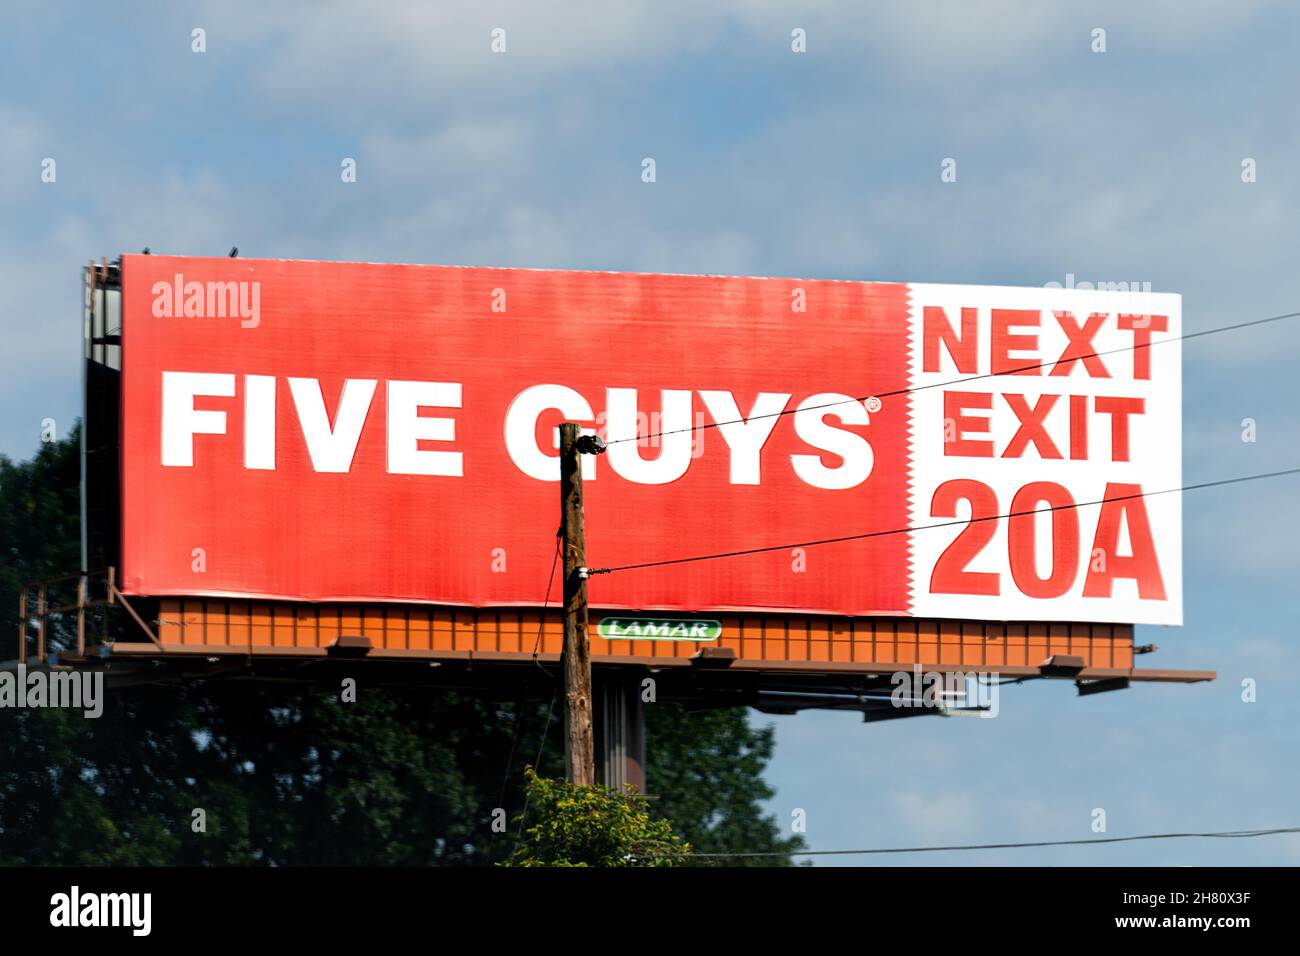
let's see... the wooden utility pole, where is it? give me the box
[559,422,598,785]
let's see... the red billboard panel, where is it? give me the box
[119,256,1180,624]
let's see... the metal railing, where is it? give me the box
[15,567,160,664]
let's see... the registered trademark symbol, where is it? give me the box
[865,396,882,414]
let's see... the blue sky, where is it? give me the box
[2,1,1298,864]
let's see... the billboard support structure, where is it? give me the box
[596,676,646,793]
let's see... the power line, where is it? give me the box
[510,531,565,845]
[514,688,559,848]
[603,307,1300,447]
[588,466,1300,575]
[498,532,563,812]
[531,531,562,667]
[523,537,564,782]
[496,690,528,813]
[690,826,1300,859]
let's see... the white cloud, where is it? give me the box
[195,0,732,123]
[198,0,1285,122]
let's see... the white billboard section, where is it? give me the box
[906,284,1182,626]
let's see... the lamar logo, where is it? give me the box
[50,886,151,936]
[152,273,260,328]
[597,617,721,641]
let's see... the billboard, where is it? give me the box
[119,256,1181,625]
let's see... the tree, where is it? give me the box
[504,768,690,866]
[646,703,805,865]
[1,430,802,866]
[0,426,80,630]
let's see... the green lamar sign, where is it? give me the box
[597,618,722,641]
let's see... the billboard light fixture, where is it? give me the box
[1076,677,1131,696]
[1039,655,1086,677]
[327,634,372,658]
[691,646,736,668]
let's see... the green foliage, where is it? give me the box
[0,679,563,866]
[647,702,806,865]
[1,430,800,866]
[0,425,81,637]
[504,767,690,867]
